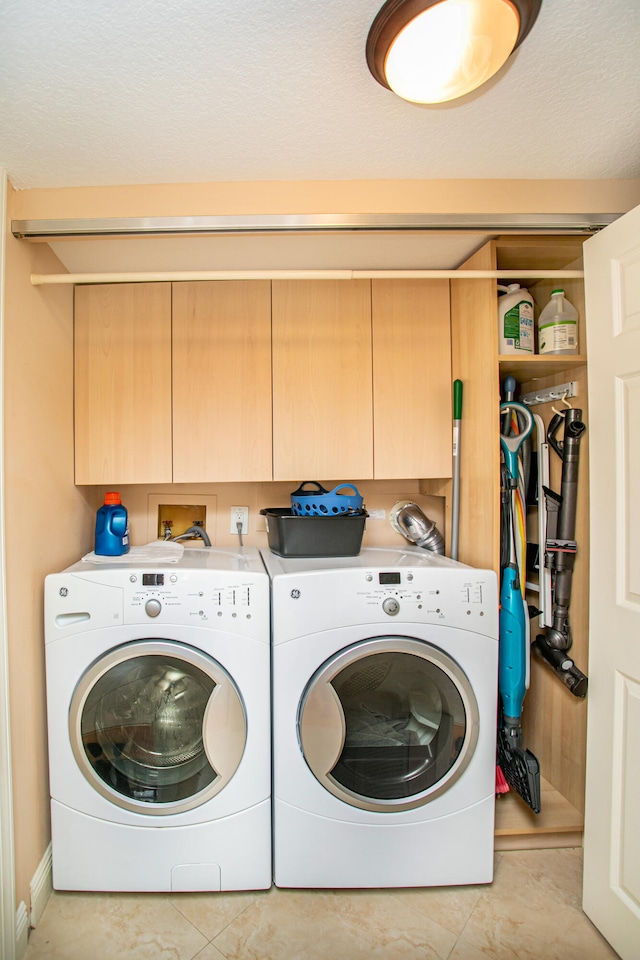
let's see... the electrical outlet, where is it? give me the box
[230,506,249,535]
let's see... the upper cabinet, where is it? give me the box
[172,280,272,482]
[74,283,172,485]
[271,280,373,480]
[74,278,453,484]
[372,279,451,479]
[271,278,453,481]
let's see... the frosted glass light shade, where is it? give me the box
[366,0,541,104]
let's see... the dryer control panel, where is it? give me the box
[271,563,498,639]
[357,567,493,625]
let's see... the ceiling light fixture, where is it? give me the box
[366,0,542,104]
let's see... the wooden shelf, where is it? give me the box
[498,354,587,381]
[495,777,583,851]
[494,236,586,271]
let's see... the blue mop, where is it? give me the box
[497,399,541,814]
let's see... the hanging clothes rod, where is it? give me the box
[31,268,585,286]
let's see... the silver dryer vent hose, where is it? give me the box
[389,501,445,554]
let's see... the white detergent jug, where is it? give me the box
[538,289,579,355]
[497,284,534,354]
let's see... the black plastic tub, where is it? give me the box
[260,508,367,558]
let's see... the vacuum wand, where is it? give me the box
[533,407,588,697]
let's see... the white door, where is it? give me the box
[583,202,640,958]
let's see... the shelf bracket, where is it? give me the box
[520,381,578,407]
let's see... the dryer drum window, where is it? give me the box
[298,637,480,812]
[69,640,247,815]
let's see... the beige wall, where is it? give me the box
[112,480,444,552]
[4,183,98,910]
[11,178,640,221]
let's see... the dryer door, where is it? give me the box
[69,639,246,815]
[299,636,479,812]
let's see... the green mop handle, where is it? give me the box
[451,380,463,560]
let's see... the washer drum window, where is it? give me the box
[298,637,479,812]
[69,640,247,816]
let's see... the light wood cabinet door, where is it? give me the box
[372,279,452,479]
[74,283,172,484]
[172,281,272,482]
[272,280,373,481]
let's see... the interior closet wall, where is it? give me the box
[4,183,97,912]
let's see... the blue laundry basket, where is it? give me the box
[290,481,364,517]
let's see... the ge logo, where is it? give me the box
[59,587,68,597]
[290,589,301,599]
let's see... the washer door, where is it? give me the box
[299,636,479,812]
[69,640,246,815]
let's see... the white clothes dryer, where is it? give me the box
[261,546,498,889]
[44,547,271,892]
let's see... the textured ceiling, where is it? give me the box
[2,0,640,190]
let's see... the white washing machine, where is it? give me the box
[261,545,498,889]
[44,547,271,892]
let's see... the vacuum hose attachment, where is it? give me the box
[532,635,588,698]
[389,501,445,554]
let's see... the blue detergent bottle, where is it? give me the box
[95,491,130,556]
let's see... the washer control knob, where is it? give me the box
[145,598,162,618]
[382,597,400,616]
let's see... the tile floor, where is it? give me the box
[24,847,618,960]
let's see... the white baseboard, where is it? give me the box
[13,844,53,959]
[15,901,28,959]
[30,843,52,929]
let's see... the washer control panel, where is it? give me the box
[46,552,269,641]
[123,570,259,626]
